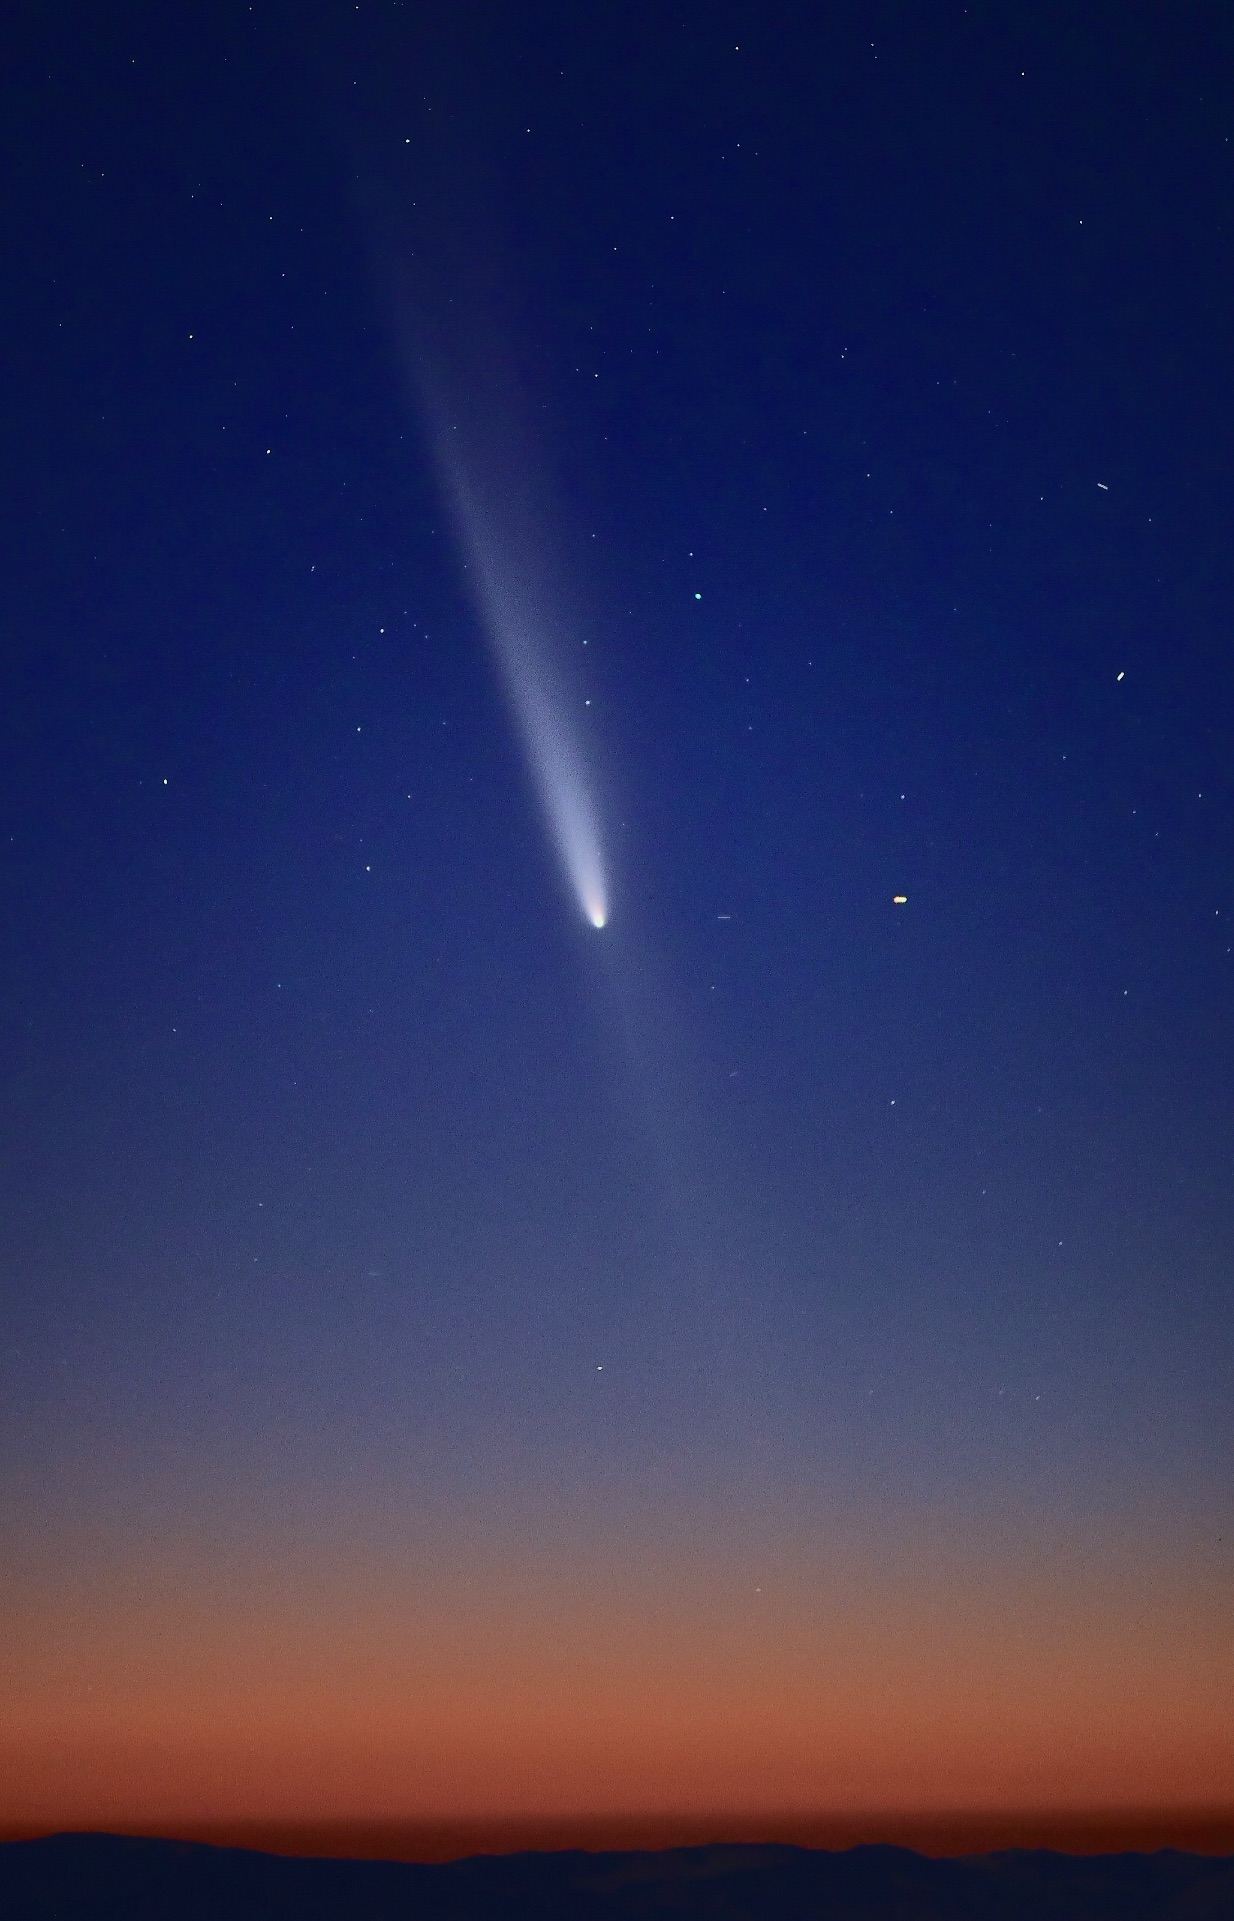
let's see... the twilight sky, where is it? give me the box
[2,0,1232,1841]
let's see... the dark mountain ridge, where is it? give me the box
[3,1832,1234,1919]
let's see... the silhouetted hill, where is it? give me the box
[3,1833,1234,1919]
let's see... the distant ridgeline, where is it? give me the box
[3,1835,1234,1920]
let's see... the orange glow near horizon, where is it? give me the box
[3,1503,1231,1843]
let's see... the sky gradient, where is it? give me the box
[2,0,1232,1846]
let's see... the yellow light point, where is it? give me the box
[893,895,908,905]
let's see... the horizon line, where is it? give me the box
[5,1806,1234,1862]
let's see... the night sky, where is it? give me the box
[2,0,1233,1845]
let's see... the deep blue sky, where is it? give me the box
[1,0,1232,1828]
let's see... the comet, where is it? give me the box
[376,157,609,931]
[430,427,608,932]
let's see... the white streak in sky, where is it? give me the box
[357,64,607,930]
[434,441,608,930]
